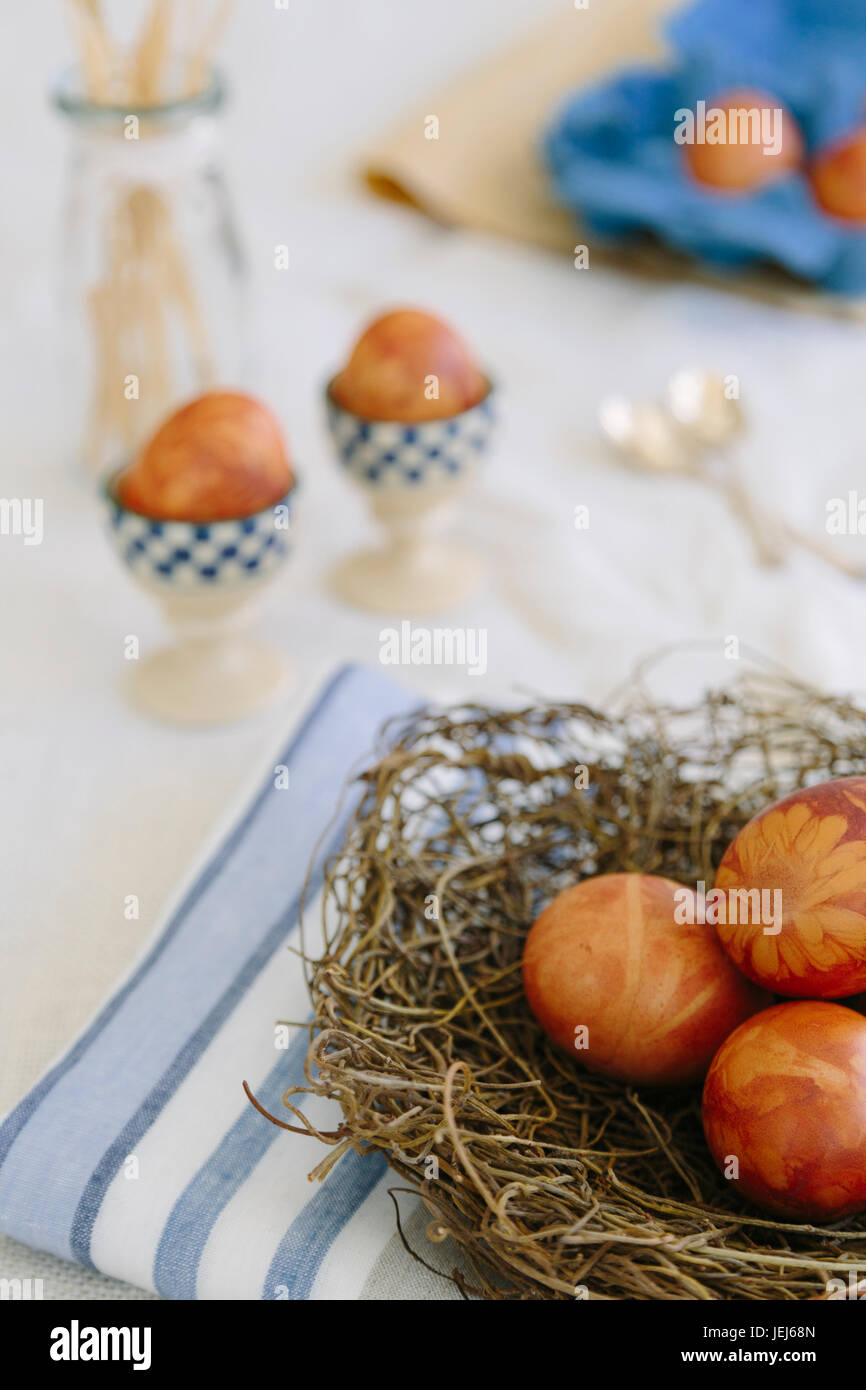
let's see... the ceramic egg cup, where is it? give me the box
[104,475,294,726]
[324,381,495,615]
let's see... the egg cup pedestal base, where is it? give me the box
[128,589,289,727]
[331,541,482,616]
[331,491,483,616]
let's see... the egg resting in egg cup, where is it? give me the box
[103,470,296,726]
[324,378,496,615]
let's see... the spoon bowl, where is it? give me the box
[667,368,744,449]
[599,395,693,475]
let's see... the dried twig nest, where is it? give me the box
[289,669,866,1299]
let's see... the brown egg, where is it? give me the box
[811,129,866,221]
[682,89,803,191]
[117,392,294,521]
[521,873,770,1086]
[703,1001,866,1222]
[714,777,866,999]
[330,308,488,422]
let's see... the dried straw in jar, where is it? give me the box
[66,1,234,472]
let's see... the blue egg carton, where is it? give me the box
[544,0,866,294]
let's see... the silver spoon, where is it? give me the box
[599,395,693,474]
[669,369,866,581]
[600,391,782,568]
[666,369,786,568]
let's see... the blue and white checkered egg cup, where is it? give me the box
[104,491,292,591]
[324,380,495,615]
[103,474,295,726]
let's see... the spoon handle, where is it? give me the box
[781,521,866,581]
[715,469,787,569]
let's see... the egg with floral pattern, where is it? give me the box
[703,1001,866,1221]
[714,777,866,998]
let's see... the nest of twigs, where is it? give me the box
[288,668,866,1300]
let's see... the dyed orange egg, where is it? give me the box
[330,308,488,423]
[715,777,866,998]
[682,89,803,191]
[811,129,866,221]
[521,873,770,1086]
[118,391,294,522]
[703,1001,866,1222]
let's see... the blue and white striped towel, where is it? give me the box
[0,665,464,1300]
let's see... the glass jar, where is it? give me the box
[53,67,246,477]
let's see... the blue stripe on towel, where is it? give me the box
[263,1146,389,1300]
[152,1027,313,1300]
[0,758,271,1171]
[0,666,415,1275]
[69,864,334,1270]
[0,663,350,1172]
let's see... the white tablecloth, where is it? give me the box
[3,0,866,1299]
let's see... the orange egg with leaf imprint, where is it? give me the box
[703,1001,866,1222]
[714,778,866,998]
[521,873,770,1087]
